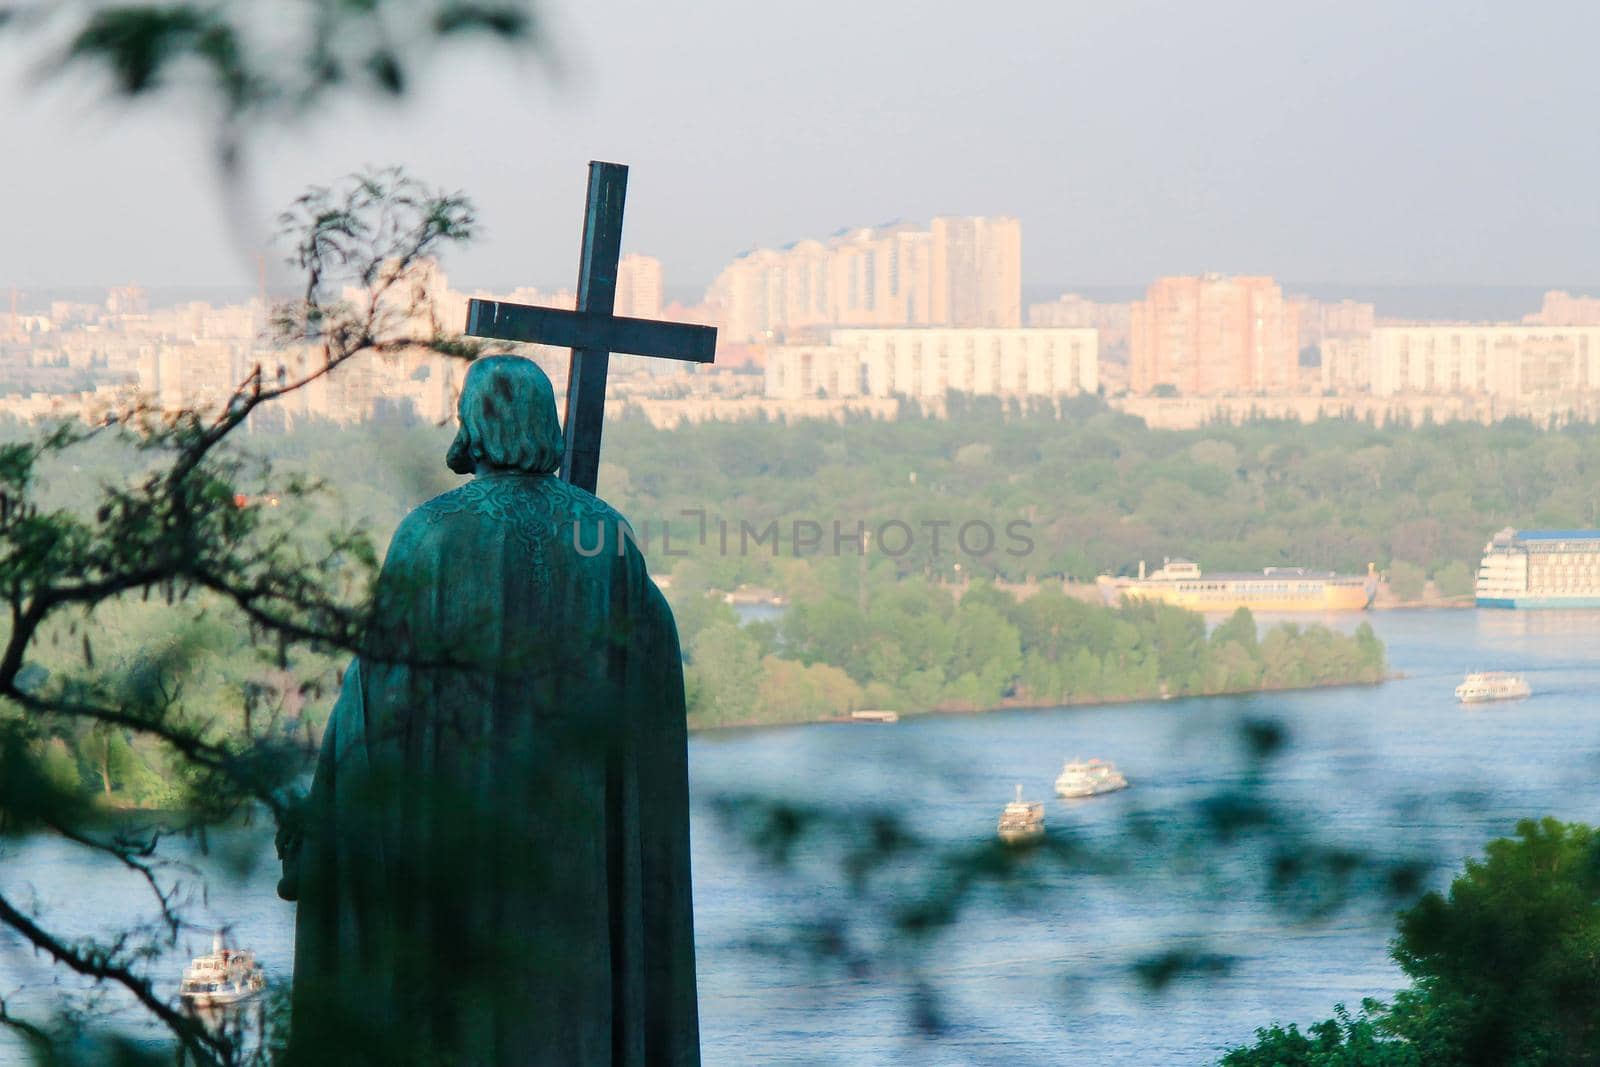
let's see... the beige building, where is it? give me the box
[1370,324,1600,401]
[137,339,250,414]
[1028,293,1132,358]
[765,327,1097,400]
[708,216,1021,342]
[1290,295,1375,349]
[1130,275,1299,395]
[1320,335,1372,392]
[928,217,1022,328]
[615,254,664,319]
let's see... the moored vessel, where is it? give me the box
[1476,528,1600,608]
[996,784,1045,845]
[1099,558,1376,614]
[1455,671,1531,704]
[1054,758,1129,798]
[179,931,266,1007]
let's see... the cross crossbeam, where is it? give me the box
[463,161,718,494]
[465,302,715,364]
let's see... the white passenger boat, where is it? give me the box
[179,931,266,1007]
[1455,671,1532,704]
[996,784,1045,845]
[1054,758,1129,798]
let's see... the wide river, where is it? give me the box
[2,609,1598,1064]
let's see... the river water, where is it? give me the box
[2,609,1597,1064]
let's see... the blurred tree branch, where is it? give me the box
[0,0,549,170]
[0,0,549,1057]
[0,168,492,1063]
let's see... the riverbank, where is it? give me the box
[691,672,1397,734]
[724,580,1478,614]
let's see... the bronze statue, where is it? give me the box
[279,356,699,1065]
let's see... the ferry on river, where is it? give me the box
[179,931,266,1007]
[1455,671,1532,704]
[1099,558,1376,614]
[996,785,1045,845]
[1054,758,1130,798]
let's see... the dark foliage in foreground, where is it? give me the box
[0,171,484,1064]
[0,0,547,168]
[1224,818,1600,1067]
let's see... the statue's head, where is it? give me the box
[446,356,564,476]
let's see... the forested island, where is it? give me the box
[682,587,1387,729]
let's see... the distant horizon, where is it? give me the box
[9,280,1600,325]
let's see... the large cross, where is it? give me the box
[463,161,718,494]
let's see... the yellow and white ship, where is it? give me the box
[1098,558,1376,614]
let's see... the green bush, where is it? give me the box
[1224,819,1600,1066]
[1431,560,1475,599]
[1387,560,1427,601]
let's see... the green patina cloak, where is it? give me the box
[286,471,698,1066]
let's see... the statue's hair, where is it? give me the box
[446,356,564,476]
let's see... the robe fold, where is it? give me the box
[286,470,699,1066]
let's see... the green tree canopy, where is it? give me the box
[1225,818,1600,1067]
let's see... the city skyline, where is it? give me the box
[14,263,1600,431]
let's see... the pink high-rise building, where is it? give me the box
[1130,275,1299,394]
[1525,290,1600,326]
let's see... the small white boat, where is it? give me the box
[1055,758,1129,798]
[179,931,266,1007]
[1455,671,1531,704]
[997,784,1045,845]
[850,709,900,724]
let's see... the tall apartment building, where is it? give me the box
[764,327,1097,401]
[707,216,1021,342]
[1369,325,1600,400]
[929,217,1022,329]
[615,253,664,319]
[1129,275,1299,394]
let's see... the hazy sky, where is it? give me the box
[4,0,1599,294]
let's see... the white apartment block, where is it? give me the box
[1369,325,1600,399]
[765,327,1097,400]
